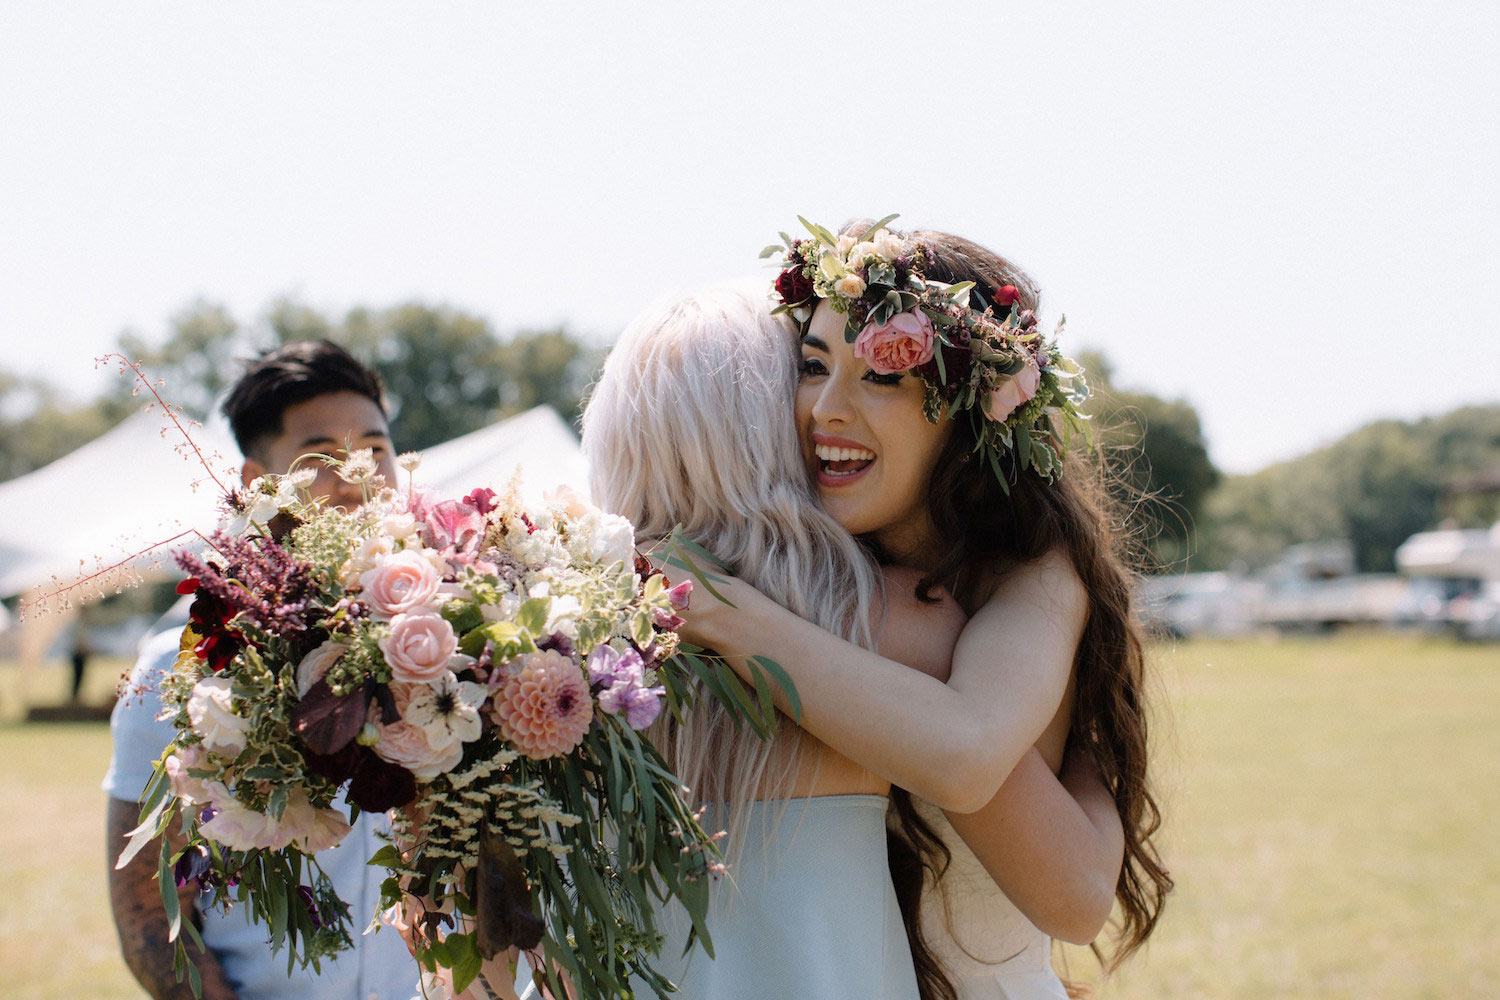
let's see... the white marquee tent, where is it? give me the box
[0,409,240,601]
[414,405,590,506]
[0,405,589,603]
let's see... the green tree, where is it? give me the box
[494,329,607,428]
[272,299,604,448]
[1195,406,1500,572]
[328,303,508,452]
[5,296,609,483]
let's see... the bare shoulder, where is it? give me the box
[875,565,968,682]
[976,548,1089,626]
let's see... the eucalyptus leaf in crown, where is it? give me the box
[762,214,1091,487]
[116,451,795,999]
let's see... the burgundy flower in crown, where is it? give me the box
[774,265,815,307]
[762,215,1092,487]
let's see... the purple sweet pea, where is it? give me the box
[296,885,324,929]
[587,645,644,691]
[587,645,663,729]
[619,683,665,730]
[174,845,212,889]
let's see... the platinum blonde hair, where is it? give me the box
[581,281,881,839]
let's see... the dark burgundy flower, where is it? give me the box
[174,845,211,889]
[189,590,232,628]
[194,630,243,673]
[176,577,200,596]
[292,678,373,756]
[176,532,319,640]
[913,328,975,394]
[775,266,815,306]
[537,633,574,659]
[304,743,362,785]
[347,750,418,812]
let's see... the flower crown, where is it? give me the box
[762,214,1090,487]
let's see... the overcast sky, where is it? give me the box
[2,2,1496,473]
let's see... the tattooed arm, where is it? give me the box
[106,797,239,1000]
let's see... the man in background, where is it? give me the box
[104,341,414,999]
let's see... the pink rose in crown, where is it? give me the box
[983,353,1042,422]
[853,310,936,375]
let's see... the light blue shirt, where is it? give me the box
[104,619,418,1000]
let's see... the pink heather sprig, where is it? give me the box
[96,352,232,497]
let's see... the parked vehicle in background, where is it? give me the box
[1138,572,1263,638]
[1396,523,1500,640]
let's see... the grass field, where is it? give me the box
[3,635,1498,999]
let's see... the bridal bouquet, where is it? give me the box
[118,456,783,998]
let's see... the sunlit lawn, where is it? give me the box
[1064,634,1500,999]
[2,636,1497,999]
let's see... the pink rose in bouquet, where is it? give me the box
[380,611,458,683]
[359,550,441,619]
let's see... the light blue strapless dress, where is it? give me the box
[518,794,919,999]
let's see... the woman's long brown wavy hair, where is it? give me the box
[849,224,1173,1000]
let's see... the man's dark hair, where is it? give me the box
[221,340,387,458]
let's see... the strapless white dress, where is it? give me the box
[914,799,1070,1000]
[519,794,919,999]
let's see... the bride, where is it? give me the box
[669,220,1173,998]
[559,281,1131,999]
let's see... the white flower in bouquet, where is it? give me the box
[186,676,249,756]
[543,593,583,639]
[568,509,636,567]
[404,671,488,747]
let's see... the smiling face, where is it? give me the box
[795,301,953,554]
